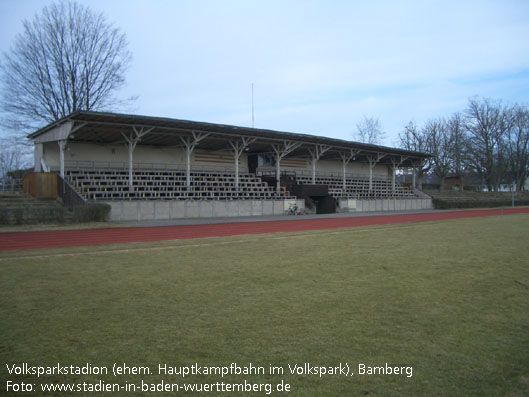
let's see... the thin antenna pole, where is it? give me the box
[251,83,254,128]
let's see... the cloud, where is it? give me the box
[2,0,529,145]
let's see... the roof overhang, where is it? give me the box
[28,111,431,166]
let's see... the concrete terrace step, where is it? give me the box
[0,193,71,225]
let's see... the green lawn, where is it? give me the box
[1,215,529,396]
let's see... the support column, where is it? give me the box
[271,141,302,194]
[185,147,192,188]
[179,131,210,189]
[343,162,346,191]
[308,144,330,184]
[128,142,134,187]
[57,140,67,178]
[366,153,386,192]
[412,167,416,189]
[35,121,86,175]
[121,126,154,191]
[389,156,407,196]
[392,166,396,193]
[34,143,43,172]
[276,160,281,193]
[338,149,360,195]
[229,137,256,193]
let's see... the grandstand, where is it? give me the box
[27,111,432,220]
[66,169,291,201]
[295,174,416,199]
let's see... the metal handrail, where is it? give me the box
[293,169,392,182]
[63,160,248,174]
[57,174,86,210]
[255,167,392,182]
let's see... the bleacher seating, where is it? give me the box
[66,169,293,200]
[295,175,417,199]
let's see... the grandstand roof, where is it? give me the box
[29,111,430,166]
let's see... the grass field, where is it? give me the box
[1,215,529,396]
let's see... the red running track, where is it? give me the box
[1,208,528,252]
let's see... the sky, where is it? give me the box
[1,0,529,146]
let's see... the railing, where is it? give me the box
[63,160,248,174]
[255,168,392,182]
[256,167,296,177]
[255,167,391,182]
[57,174,86,210]
[61,160,391,181]
[293,169,392,182]
[0,177,23,192]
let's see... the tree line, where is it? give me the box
[398,97,529,192]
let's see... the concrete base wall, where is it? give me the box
[104,199,305,221]
[338,198,433,213]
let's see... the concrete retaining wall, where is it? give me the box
[104,199,305,221]
[338,198,433,212]
[105,198,432,221]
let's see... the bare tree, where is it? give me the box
[505,105,529,191]
[1,0,134,134]
[446,113,467,190]
[398,121,433,189]
[400,98,525,193]
[355,115,386,145]
[426,118,452,191]
[464,97,509,191]
[0,136,32,177]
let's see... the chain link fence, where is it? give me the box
[0,177,23,192]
